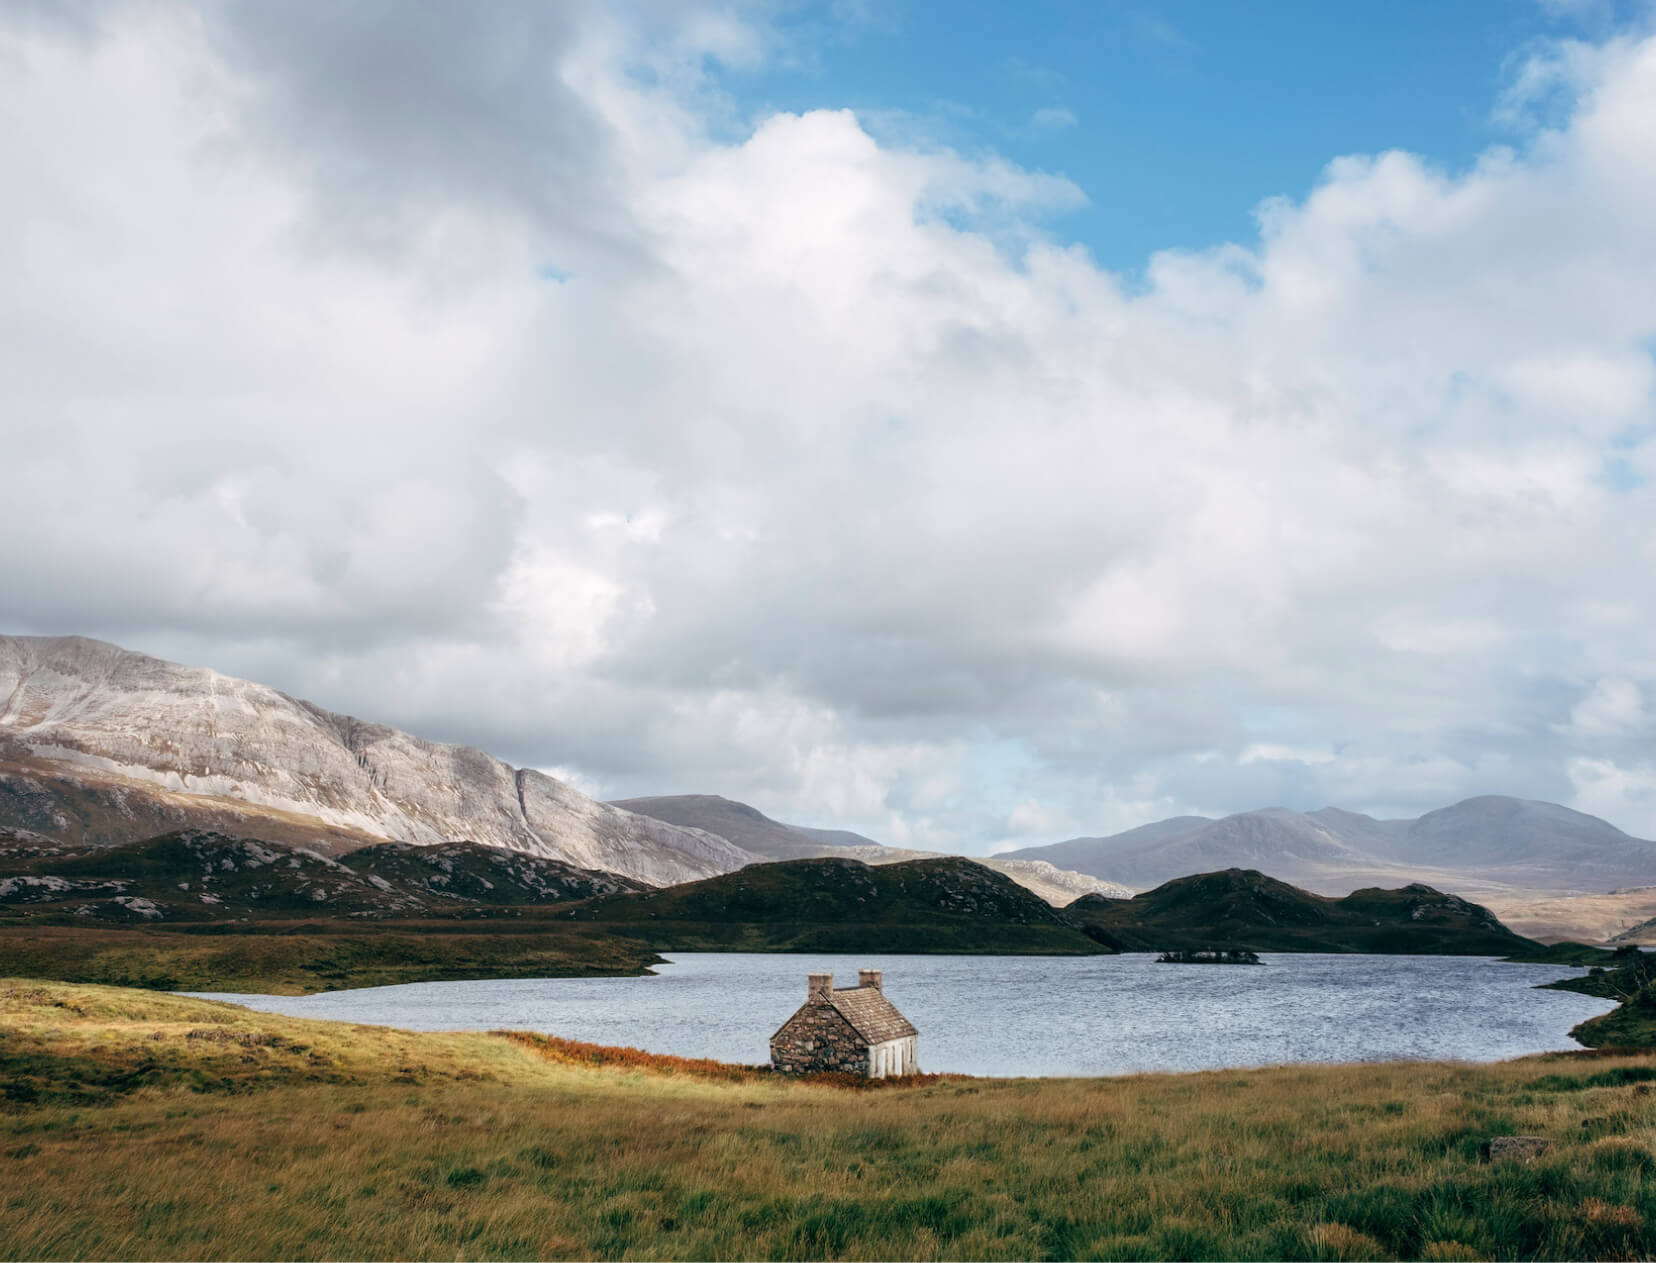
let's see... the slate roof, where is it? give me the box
[826,985,917,1044]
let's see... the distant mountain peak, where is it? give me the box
[996,796,1656,897]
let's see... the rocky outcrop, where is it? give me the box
[1481,1136,1554,1164]
[0,635,750,885]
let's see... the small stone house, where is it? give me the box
[770,970,919,1078]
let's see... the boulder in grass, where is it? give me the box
[1481,1136,1554,1163]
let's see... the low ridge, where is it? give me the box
[557,855,1111,955]
[0,829,646,923]
[1065,867,1538,955]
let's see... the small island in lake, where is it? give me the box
[1156,948,1263,965]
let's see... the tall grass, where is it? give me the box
[4,978,1656,1260]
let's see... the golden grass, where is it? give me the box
[4,977,1656,1260]
[0,925,658,995]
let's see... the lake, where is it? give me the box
[189,952,1616,1077]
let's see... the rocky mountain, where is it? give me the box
[612,793,1132,905]
[1011,816,1215,876]
[0,828,645,923]
[609,794,850,862]
[1001,798,1656,897]
[1064,868,1538,956]
[790,824,883,848]
[557,855,1110,955]
[0,635,747,885]
[1385,797,1656,884]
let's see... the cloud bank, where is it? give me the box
[3,2,1654,846]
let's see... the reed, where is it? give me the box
[4,978,1655,1260]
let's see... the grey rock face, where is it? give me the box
[0,635,750,886]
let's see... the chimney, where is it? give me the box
[858,969,882,992]
[808,973,833,1003]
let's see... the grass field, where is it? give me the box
[4,978,1656,1260]
[0,925,660,995]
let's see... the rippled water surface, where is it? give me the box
[191,952,1615,1077]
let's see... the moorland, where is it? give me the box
[4,978,1656,1261]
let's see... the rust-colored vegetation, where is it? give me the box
[496,1030,958,1089]
[494,1030,763,1082]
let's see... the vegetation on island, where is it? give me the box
[1156,948,1263,965]
[1066,868,1539,956]
[5,978,1656,1261]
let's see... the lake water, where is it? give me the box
[189,952,1616,1077]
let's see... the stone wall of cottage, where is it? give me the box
[770,1005,868,1075]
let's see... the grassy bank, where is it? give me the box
[4,979,1656,1260]
[0,925,660,995]
[1543,948,1656,1050]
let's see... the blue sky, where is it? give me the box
[730,0,1644,273]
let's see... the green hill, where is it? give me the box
[1065,867,1539,955]
[558,855,1111,954]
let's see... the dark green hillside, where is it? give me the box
[559,856,1112,954]
[0,831,642,924]
[0,830,408,921]
[1065,867,1538,955]
[339,840,644,905]
[0,831,664,992]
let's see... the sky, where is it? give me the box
[3,0,1656,850]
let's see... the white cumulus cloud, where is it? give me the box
[2,2,1655,846]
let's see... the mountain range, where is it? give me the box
[0,636,1117,902]
[999,799,1656,897]
[0,635,745,886]
[5,635,1654,934]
